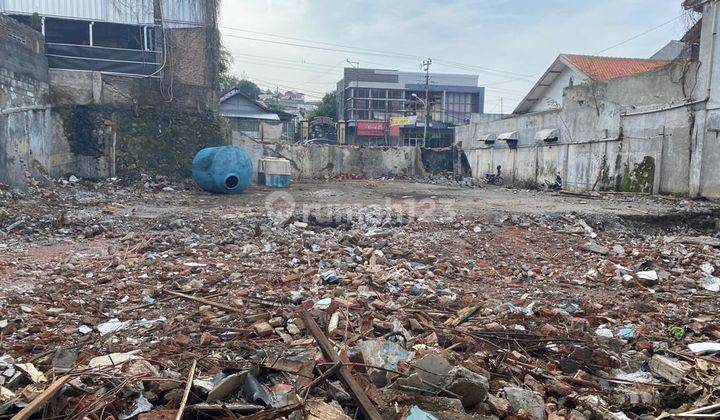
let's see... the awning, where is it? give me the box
[479,133,497,142]
[535,128,559,141]
[497,131,519,141]
[220,112,281,121]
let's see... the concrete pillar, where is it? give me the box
[92,72,102,104]
[689,0,720,197]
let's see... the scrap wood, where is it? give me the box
[174,359,196,420]
[165,290,269,320]
[663,402,720,418]
[444,305,480,327]
[302,361,342,400]
[300,311,383,420]
[11,375,71,420]
[239,402,302,420]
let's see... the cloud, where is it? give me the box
[220,0,688,106]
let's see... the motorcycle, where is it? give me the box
[484,165,504,186]
[543,173,563,191]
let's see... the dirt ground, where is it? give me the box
[1,178,719,419]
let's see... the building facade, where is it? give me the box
[336,67,484,146]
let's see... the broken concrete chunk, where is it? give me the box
[649,354,691,384]
[441,365,489,408]
[580,242,609,255]
[52,348,78,373]
[409,354,453,389]
[504,386,547,420]
[636,270,659,284]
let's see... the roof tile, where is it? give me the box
[563,54,671,81]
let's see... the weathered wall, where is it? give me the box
[0,15,105,186]
[231,135,421,180]
[54,105,227,179]
[457,61,701,195]
[49,70,217,111]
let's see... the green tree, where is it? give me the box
[310,91,338,120]
[218,76,263,99]
[264,98,284,112]
[216,43,262,99]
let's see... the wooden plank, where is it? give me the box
[175,359,197,420]
[300,311,382,420]
[11,375,71,420]
[166,291,243,313]
[166,291,268,321]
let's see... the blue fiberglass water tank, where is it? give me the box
[192,146,253,194]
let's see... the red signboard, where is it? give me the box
[356,120,387,137]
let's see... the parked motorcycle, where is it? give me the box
[485,165,504,186]
[543,172,563,191]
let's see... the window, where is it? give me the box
[44,18,90,45]
[388,90,404,99]
[93,22,143,50]
[234,119,260,132]
[371,100,385,110]
[370,89,386,99]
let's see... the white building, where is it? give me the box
[513,54,671,114]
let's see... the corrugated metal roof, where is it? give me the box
[162,0,205,27]
[2,0,154,24]
[0,0,204,26]
[562,54,670,81]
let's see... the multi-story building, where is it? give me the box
[336,67,484,146]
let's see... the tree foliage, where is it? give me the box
[263,98,285,112]
[310,91,338,120]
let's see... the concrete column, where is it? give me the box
[91,72,102,103]
[689,0,720,197]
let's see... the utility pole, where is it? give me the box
[422,58,432,147]
[500,97,503,115]
[346,59,360,144]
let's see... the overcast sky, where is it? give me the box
[220,0,692,111]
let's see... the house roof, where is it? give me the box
[219,88,281,121]
[562,54,670,81]
[513,54,671,114]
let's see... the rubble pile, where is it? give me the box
[0,181,719,419]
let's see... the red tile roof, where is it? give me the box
[563,54,671,81]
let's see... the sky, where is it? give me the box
[220,0,693,112]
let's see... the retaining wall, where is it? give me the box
[231,135,422,181]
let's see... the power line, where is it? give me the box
[221,26,535,79]
[595,14,685,55]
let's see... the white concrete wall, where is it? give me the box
[528,67,587,113]
[456,61,700,195]
[231,135,421,180]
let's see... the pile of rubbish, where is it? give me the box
[1,180,719,419]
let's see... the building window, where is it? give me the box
[44,18,90,45]
[370,89,386,99]
[233,119,261,132]
[388,90,404,99]
[93,22,144,50]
